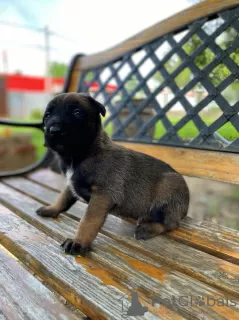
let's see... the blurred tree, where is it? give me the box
[49,62,67,77]
[125,76,138,93]
[143,0,238,106]
[125,76,145,99]
[153,27,238,88]
[85,71,94,82]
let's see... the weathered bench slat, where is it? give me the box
[1,180,239,302]
[28,169,66,191]
[0,184,236,320]
[1,194,191,320]
[0,185,225,320]
[0,245,82,320]
[116,144,239,185]
[26,170,239,264]
[0,204,164,320]
[169,219,239,265]
[1,201,239,320]
[28,145,239,186]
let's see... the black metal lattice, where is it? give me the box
[78,6,239,152]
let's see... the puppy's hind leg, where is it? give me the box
[135,221,166,240]
[135,173,189,240]
[134,205,180,240]
[36,186,77,217]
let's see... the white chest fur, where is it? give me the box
[66,168,73,186]
[66,168,79,198]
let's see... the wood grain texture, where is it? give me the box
[0,195,183,320]
[2,178,239,301]
[24,171,239,263]
[28,143,239,185]
[1,202,239,320]
[116,143,239,184]
[27,168,66,191]
[0,204,164,320]
[169,217,239,265]
[0,182,215,319]
[76,0,239,70]
[66,56,82,92]
[0,245,82,320]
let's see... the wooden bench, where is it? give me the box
[1,0,239,319]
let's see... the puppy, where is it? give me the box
[36,93,189,255]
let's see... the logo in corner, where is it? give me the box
[118,290,148,317]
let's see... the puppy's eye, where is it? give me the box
[44,112,50,120]
[73,109,82,117]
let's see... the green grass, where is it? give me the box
[104,115,239,141]
[104,122,114,136]
[155,117,239,141]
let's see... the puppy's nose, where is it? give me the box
[49,125,61,136]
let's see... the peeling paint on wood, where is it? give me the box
[2,177,239,299]
[0,204,163,320]
[1,170,239,319]
[0,246,82,320]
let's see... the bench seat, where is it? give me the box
[0,168,239,319]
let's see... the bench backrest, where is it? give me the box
[63,0,239,184]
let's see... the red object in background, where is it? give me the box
[0,74,118,117]
[5,74,117,93]
[85,81,116,93]
[6,75,64,92]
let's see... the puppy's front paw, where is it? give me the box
[36,206,59,218]
[134,224,152,240]
[61,238,91,256]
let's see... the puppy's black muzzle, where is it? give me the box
[49,124,61,136]
[44,122,66,151]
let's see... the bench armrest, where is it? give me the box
[0,119,56,177]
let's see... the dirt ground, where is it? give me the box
[185,176,239,230]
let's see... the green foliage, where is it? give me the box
[184,29,239,87]
[49,61,67,77]
[125,76,139,93]
[183,34,202,56]
[153,71,163,83]
[175,68,191,88]
[103,115,239,141]
[230,47,239,66]
[195,48,215,70]
[153,28,238,89]
[209,64,231,86]
[183,35,221,85]
[85,71,94,82]
[29,108,43,121]
[220,27,237,50]
[154,117,238,141]
[123,76,145,99]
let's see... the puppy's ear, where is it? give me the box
[89,96,106,117]
[80,93,106,117]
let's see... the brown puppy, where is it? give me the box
[36,93,189,255]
